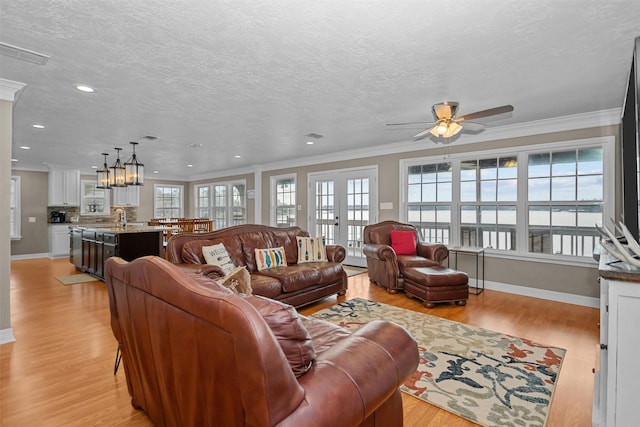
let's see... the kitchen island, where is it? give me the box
[70,225,163,281]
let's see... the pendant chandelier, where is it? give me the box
[96,152,111,189]
[96,143,145,190]
[110,147,126,188]
[124,141,144,186]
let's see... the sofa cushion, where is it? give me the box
[249,274,283,299]
[255,247,287,271]
[240,232,275,272]
[296,236,328,263]
[219,266,252,294]
[255,264,322,293]
[203,243,236,275]
[244,295,315,377]
[390,230,417,255]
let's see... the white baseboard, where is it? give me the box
[0,328,16,345]
[10,253,49,261]
[483,280,600,308]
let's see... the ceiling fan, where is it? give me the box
[387,101,514,142]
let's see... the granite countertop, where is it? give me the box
[599,252,640,283]
[70,224,163,234]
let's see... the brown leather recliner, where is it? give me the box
[362,220,449,293]
[105,256,419,427]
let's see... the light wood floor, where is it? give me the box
[1,258,599,426]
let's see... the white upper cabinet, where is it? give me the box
[48,168,80,206]
[112,186,140,207]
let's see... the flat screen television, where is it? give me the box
[621,36,640,240]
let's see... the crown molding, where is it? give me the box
[0,78,27,102]
[185,108,622,181]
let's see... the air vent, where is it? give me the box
[305,132,324,139]
[186,143,202,148]
[0,42,49,65]
[142,135,158,140]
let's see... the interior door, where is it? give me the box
[309,167,378,267]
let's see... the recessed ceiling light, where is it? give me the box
[187,164,193,168]
[32,124,45,129]
[153,170,159,174]
[91,165,98,169]
[11,158,18,162]
[75,85,95,93]
[306,141,314,145]
[234,155,241,159]
[19,146,30,150]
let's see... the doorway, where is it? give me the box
[308,166,378,267]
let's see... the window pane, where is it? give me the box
[460,160,477,181]
[578,148,603,175]
[498,157,518,179]
[577,176,603,201]
[551,206,576,227]
[497,206,517,225]
[480,206,497,224]
[497,179,517,201]
[528,153,550,178]
[529,206,550,226]
[577,205,602,227]
[480,180,496,201]
[479,158,498,180]
[422,164,438,183]
[408,184,421,203]
[461,181,476,201]
[438,182,452,202]
[551,176,576,200]
[551,151,576,176]
[437,206,451,223]
[528,177,550,201]
[421,183,437,202]
[460,205,476,224]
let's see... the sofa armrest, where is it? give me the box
[326,245,346,263]
[174,263,225,278]
[281,320,419,426]
[362,243,396,262]
[416,242,448,263]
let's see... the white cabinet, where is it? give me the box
[594,256,640,426]
[112,186,139,206]
[48,225,71,258]
[48,168,80,206]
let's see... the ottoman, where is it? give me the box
[402,266,469,308]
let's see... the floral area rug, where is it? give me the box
[310,298,565,427]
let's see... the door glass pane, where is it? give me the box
[315,180,335,244]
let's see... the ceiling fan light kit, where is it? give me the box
[387,101,514,144]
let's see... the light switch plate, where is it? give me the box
[380,202,393,210]
[28,217,36,223]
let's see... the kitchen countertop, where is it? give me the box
[70,224,163,235]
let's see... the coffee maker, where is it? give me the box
[50,211,67,223]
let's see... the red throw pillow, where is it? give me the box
[390,230,417,255]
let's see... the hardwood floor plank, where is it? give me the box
[1,260,598,426]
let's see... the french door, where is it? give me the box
[308,166,378,267]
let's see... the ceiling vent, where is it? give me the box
[305,132,324,139]
[0,42,49,65]
[142,135,158,141]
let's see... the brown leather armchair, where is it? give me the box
[363,220,449,293]
[105,256,419,427]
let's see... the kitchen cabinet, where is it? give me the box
[48,168,80,206]
[593,254,640,426]
[112,186,140,206]
[48,224,71,258]
[73,226,162,280]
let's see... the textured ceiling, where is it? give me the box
[1,0,639,180]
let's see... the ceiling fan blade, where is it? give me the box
[412,128,432,140]
[457,105,514,121]
[459,121,485,132]
[386,121,433,126]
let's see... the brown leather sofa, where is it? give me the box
[165,224,347,308]
[363,220,449,293]
[105,256,419,427]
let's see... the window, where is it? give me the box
[401,138,612,262]
[527,148,603,257]
[81,180,110,215]
[194,181,246,229]
[271,174,296,227]
[460,156,517,250]
[406,163,452,243]
[10,176,21,239]
[154,184,184,218]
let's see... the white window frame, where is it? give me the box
[400,136,614,266]
[80,179,111,215]
[153,184,184,219]
[194,179,247,229]
[10,175,21,240]
[270,173,297,227]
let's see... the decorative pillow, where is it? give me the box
[244,295,315,377]
[220,266,252,295]
[390,230,417,255]
[202,243,235,275]
[255,247,287,271]
[296,236,328,263]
